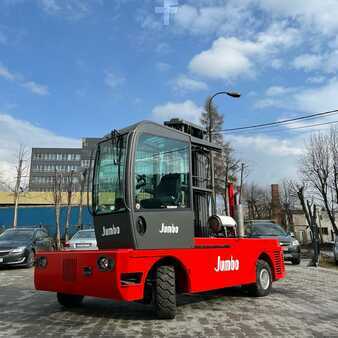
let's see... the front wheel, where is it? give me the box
[57,293,84,308]
[153,265,176,319]
[25,250,35,268]
[247,260,272,297]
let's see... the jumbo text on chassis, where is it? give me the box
[35,119,285,319]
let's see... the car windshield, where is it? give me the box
[93,134,127,215]
[249,223,287,236]
[0,229,34,241]
[71,230,96,240]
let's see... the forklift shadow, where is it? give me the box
[177,286,244,307]
[59,287,245,321]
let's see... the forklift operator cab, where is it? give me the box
[92,120,217,250]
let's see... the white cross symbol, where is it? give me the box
[155,0,178,25]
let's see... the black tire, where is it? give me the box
[25,250,35,268]
[153,265,176,319]
[292,256,301,265]
[247,260,272,297]
[57,293,84,308]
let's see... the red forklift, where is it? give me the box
[35,118,285,319]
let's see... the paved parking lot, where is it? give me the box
[0,261,337,337]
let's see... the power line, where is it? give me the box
[224,119,338,136]
[214,108,338,134]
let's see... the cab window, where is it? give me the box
[134,133,190,209]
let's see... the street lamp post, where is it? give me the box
[207,91,240,215]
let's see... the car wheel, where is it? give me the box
[57,293,84,308]
[247,259,272,297]
[292,256,301,265]
[153,265,176,319]
[25,250,35,268]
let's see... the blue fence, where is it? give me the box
[0,206,93,238]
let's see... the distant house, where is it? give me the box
[291,209,336,244]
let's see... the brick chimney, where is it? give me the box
[271,184,282,224]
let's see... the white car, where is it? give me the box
[65,229,97,250]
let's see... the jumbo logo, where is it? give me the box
[101,225,120,237]
[214,256,240,272]
[159,223,179,234]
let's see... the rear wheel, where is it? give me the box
[153,265,176,319]
[57,293,84,308]
[247,260,272,297]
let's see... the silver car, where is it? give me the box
[65,229,97,250]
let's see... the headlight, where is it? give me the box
[291,239,299,246]
[37,256,48,268]
[97,256,114,271]
[11,246,26,253]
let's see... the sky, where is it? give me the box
[1,0,338,186]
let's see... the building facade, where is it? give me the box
[29,138,100,192]
[292,209,337,244]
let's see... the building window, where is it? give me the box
[320,228,328,235]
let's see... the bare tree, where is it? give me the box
[53,170,63,250]
[64,170,74,242]
[300,133,338,235]
[280,179,298,231]
[243,183,271,220]
[0,146,30,228]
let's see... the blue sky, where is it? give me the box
[1,0,338,185]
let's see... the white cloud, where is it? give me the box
[225,133,304,184]
[292,54,323,72]
[172,74,208,92]
[0,112,79,186]
[256,78,338,117]
[173,2,255,36]
[104,71,125,90]
[0,62,48,96]
[266,86,296,97]
[307,76,326,84]
[293,78,338,113]
[156,62,171,72]
[257,0,338,36]
[38,0,100,19]
[152,100,202,124]
[189,22,301,80]
[22,81,49,96]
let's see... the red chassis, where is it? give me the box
[35,237,285,302]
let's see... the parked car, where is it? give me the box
[0,227,53,268]
[246,222,301,265]
[64,229,97,250]
[334,237,338,265]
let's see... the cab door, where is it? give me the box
[131,129,194,249]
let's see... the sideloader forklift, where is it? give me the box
[35,118,285,319]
